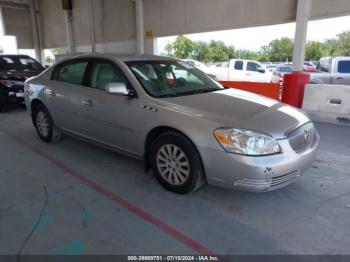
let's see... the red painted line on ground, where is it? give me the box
[1,129,215,256]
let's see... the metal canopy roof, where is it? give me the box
[1,0,350,52]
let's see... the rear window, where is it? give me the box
[277,66,292,72]
[338,61,350,73]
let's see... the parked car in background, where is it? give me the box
[310,57,350,85]
[25,54,319,194]
[265,64,278,72]
[0,55,44,112]
[271,64,293,86]
[182,59,214,77]
[207,59,272,83]
[310,60,320,68]
[303,62,317,72]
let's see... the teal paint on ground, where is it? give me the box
[30,211,53,231]
[58,239,84,255]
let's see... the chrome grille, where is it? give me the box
[271,170,300,187]
[288,123,318,153]
[233,170,301,191]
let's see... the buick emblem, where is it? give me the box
[304,129,310,144]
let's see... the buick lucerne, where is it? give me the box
[24,54,319,194]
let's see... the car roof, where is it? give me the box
[64,53,177,62]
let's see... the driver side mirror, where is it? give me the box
[258,68,266,74]
[106,82,134,97]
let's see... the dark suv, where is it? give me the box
[0,55,44,112]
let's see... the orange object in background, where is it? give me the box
[281,72,310,108]
[219,81,280,100]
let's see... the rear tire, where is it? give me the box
[33,104,61,143]
[150,131,206,194]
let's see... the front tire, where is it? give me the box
[0,93,7,113]
[150,132,206,194]
[33,104,61,143]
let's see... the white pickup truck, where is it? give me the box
[310,57,350,85]
[208,59,272,83]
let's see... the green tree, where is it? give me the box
[235,49,260,60]
[192,41,211,62]
[336,31,350,56]
[322,38,338,56]
[207,40,234,62]
[162,29,350,64]
[305,41,325,61]
[266,37,294,62]
[164,42,174,56]
[171,35,195,59]
[0,46,3,54]
[51,48,60,55]
[257,46,270,62]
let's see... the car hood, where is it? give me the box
[0,69,43,82]
[160,89,310,139]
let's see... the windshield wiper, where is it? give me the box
[160,88,221,98]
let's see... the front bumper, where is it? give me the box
[199,137,319,192]
[6,84,25,103]
[7,90,25,103]
[8,91,25,98]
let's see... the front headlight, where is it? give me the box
[214,128,281,156]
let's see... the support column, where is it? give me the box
[135,0,145,54]
[64,9,74,54]
[292,0,312,71]
[29,0,43,63]
[282,0,312,108]
[88,0,96,53]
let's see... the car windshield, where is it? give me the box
[126,60,224,98]
[0,56,44,71]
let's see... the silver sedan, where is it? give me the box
[24,54,319,194]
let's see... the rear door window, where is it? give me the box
[338,61,350,73]
[53,61,88,85]
[234,60,243,70]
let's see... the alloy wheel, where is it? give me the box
[156,144,190,185]
[36,111,49,138]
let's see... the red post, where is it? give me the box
[281,71,310,108]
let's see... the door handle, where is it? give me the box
[82,99,94,107]
[336,77,344,80]
[46,89,56,97]
[329,98,342,105]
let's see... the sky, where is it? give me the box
[156,15,350,54]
